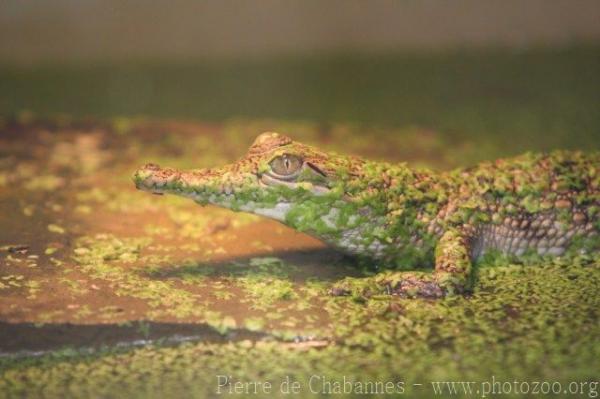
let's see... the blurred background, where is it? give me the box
[3,0,599,61]
[1,0,599,153]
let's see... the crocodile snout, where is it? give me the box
[133,163,180,192]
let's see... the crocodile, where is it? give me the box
[133,132,600,298]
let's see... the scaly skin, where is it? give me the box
[133,132,600,298]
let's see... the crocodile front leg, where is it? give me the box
[329,228,474,299]
[386,228,473,298]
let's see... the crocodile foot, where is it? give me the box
[383,275,445,299]
[328,272,453,299]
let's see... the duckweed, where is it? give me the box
[1,101,599,398]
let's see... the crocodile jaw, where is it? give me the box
[133,163,293,222]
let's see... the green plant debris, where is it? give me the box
[44,247,57,255]
[58,277,89,296]
[0,274,25,289]
[71,234,211,319]
[24,175,64,191]
[229,257,298,309]
[47,224,66,234]
[21,205,34,217]
[74,205,92,214]
[24,280,41,299]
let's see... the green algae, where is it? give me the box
[1,253,598,398]
[71,234,211,319]
[235,257,298,309]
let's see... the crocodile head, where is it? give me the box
[133,132,387,242]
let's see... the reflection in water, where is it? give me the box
[0,321,269,358]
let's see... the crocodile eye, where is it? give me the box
[269,154,303,178]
